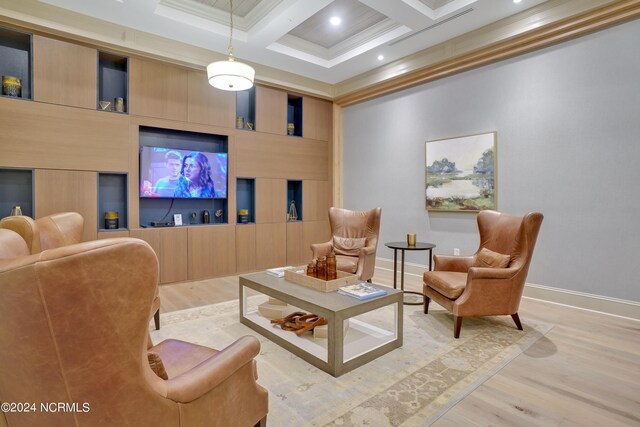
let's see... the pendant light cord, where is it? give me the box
[228,0,234,61]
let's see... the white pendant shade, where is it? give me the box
[207,59,255,91]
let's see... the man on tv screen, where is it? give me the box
[152,150,189,197]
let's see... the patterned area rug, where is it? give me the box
[150,297,552,427]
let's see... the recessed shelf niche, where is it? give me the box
[138,126,229,227]
[97,51,128,113]
[98,172,128,231]
[0,26,32,100]
[236,178,255,224]
[287,94,303,137]
[0,168,33,218]
[236,86,256,131]
[287,180,302,221]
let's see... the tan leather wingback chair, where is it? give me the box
[0,212,83,253]
[0,212,162,330]
[423,210,543,338]
[0,236,268,427]
[311,207,382,282]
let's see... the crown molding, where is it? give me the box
[335,0,640,106]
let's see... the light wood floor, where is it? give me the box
[158,268,640,426]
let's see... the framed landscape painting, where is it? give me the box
[425,132,496,212]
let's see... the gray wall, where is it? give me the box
[343,19,640,302]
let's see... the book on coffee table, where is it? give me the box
[338,282,388,300]
[265,266,294,278]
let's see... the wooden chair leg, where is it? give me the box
[454,316,463,339]
[424,296,430,314]
[154,309,160,330]
[511,313,523,330]
[255,415,267,427]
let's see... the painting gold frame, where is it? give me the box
[425,132,497,212]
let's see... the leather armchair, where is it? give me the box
[0,236,268,427]
[311,207,381,282]
[423,210,543,338]
[0,212,162,330]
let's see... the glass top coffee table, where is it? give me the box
[239,272,403,377]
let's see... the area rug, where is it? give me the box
[150,297,552,426]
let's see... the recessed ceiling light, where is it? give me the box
[329,16,341,26]
[513,0,522,3]
[377,55,384,61]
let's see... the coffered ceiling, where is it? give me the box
[0,0,616,97]
[25,0,547,83]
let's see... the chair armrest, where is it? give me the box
[467,266,518,280]
[358,246,376,257]
[164,336,260,403]
[311,241,333,258]
[434,255,475,272]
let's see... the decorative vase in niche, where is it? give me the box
[236,116,245,129]
[287,123,295,136]
[10,205,22,216]
[2,76,21,97]
[114,97,125,113]
[104,211,119,229]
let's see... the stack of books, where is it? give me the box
[265,266,294,278]
[338,282,388,300]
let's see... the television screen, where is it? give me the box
[140,146,228,199]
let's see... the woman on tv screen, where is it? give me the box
[174,152,216,198]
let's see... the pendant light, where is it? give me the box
[206,0,255,91]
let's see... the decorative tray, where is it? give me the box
[284,267,359,293]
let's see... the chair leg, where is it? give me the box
[511,313,523,331]
[424,296,430,314]
[366,278,372,283]
[154,309,160,330]
[454,316,463,339]
[255,415,267,427]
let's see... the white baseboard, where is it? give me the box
[375,257,640,321]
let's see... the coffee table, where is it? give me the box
[239,272,403,377]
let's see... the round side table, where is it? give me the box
[384,242,436,305]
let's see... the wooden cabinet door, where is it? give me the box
[286,221,306,266]
[303,97,332,141]
[187,70,235,128]
[33,36,97,109]
[130,57,188,121]
[256,223,286,270]
[256,178,286,223]
[236,224,256,273]
[34,169,97,242]
[188,225,236,280]
[256,85,286,135]
[303,180,330,222]
[159,227,188,283]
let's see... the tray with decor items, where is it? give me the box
[284,267,359,293]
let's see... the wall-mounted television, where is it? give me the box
[140,146,227,199]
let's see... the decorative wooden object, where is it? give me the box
[284,267,358,293]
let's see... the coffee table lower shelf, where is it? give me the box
[239,273,403,377]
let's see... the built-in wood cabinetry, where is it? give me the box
[0,27,334,285]
[188,226,236,280]
[256,178,286,224]
[303,97,332,141]
[34,169,98,242]
[256,85,286,135]
[33,36,97,109]
[187,70,235,128]
[236,224,256,272]
[0,97,129,172]
[286,221,306,266]
[256,223,286,270]
[130,57,188,121]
